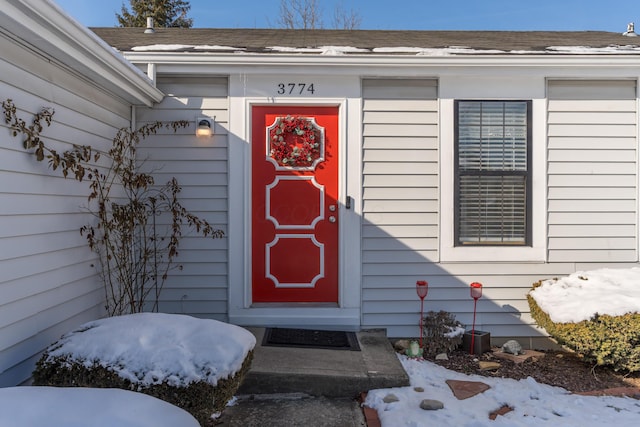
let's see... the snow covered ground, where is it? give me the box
[366,356,640,427]
[0,387,200,427]
[367,267,640,426]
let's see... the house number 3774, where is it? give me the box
[277,83,316,95]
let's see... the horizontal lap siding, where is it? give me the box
[361,260,640,339]
[361,79,440,335]
[136,76,229,320]
[0,34,131,385]
[547,80,637,262]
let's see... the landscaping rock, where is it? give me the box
[420,399,444,410]
[394,339,410,353]
[489,404,514,420]
[413,387,425,392]
[435,353,449,360]
[383,393,399,403]
[478,361,501,371]
[446,379,490,400]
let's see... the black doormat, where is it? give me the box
[262,327,361,351]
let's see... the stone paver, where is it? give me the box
[445,379,490,400]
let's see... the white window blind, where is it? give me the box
[455,101,530,245]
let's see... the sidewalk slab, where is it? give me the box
[218,394,366,427]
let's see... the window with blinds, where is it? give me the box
[454,101,531,245]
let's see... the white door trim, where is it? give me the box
[227,77,362,328]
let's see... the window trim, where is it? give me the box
[453,100,533,246]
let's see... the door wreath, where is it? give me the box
[269,116,321,167]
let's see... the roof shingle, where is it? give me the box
[91,28,640,54]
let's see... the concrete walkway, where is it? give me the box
[217,328,408,426]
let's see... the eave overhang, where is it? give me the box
[0,0,164,106]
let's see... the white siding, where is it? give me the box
[361,78,442,335]
[0,33,131,386]
[361,258,640,339]
[361,77,640,341]
[547,80,637,262]
[136,76,229,320]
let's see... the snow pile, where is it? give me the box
[0,387,199,427]
[128,44,640,55]
[366,356,640,426]
[43,313,256,387]
[529,267,640,323]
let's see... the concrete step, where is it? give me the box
[238,328,409,398]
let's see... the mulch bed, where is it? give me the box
[427,349,640,394]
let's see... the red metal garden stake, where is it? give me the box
[469,282,483,355]
[416,280,429,351]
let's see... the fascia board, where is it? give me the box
[1,0,163,106]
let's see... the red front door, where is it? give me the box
[251,106,339,303]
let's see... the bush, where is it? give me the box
[33,352,253,426]
[421,310,465,357]
[528,280,640,372]
[32,313,256,427]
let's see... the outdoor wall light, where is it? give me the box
[196,117,213,137]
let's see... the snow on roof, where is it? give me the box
[268,45,370,55]
[127,43,640,55]
[43,313,256,387]
[529,267,640,323]
[132,44,246,51]
[546,45,640,54]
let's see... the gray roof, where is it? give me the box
[91,28,640,55]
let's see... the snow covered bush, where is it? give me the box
[33,313,256,426]
[528,268,640,372]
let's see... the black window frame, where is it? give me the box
[454,100,532,246]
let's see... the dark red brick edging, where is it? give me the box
[359,392,381,427]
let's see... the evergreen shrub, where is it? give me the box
[528,280,640,372]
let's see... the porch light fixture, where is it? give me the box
[196,117,213,137]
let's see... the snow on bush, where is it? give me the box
[38,313,255,387]
[529,267,640,323]
[33,313,256,425]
